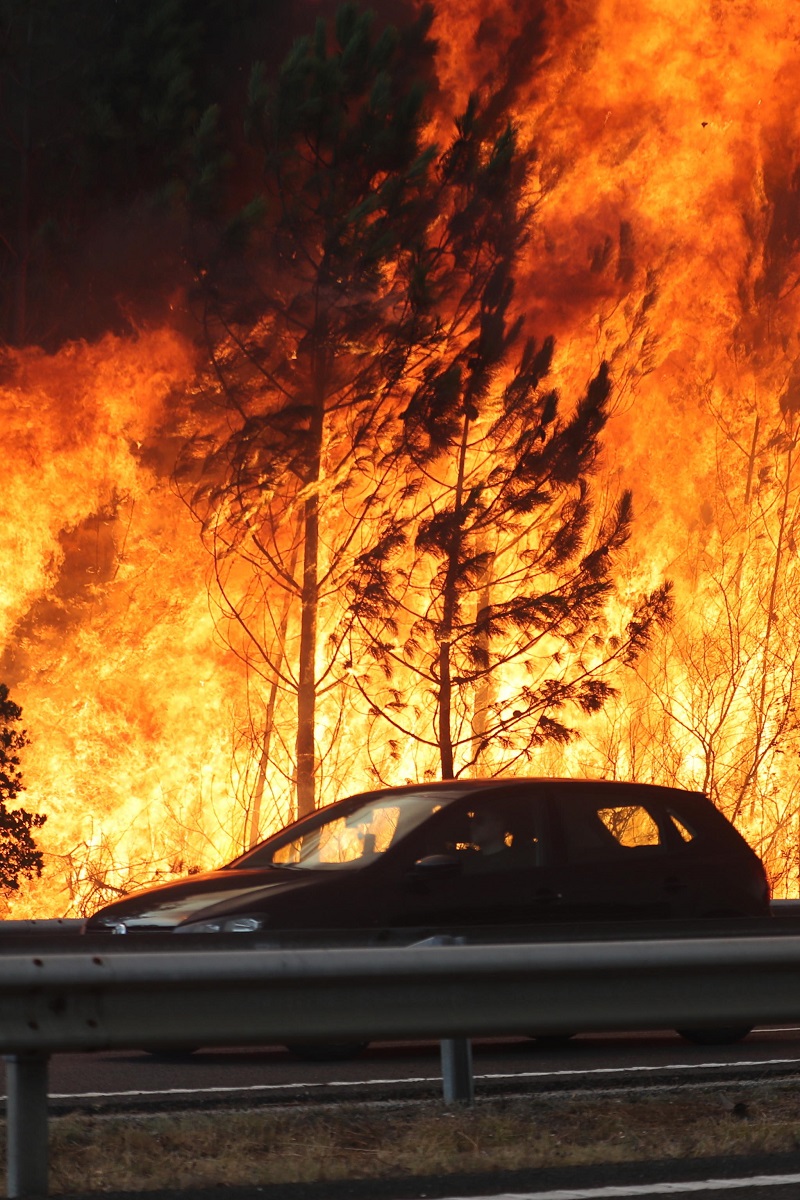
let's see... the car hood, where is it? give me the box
[85,867,315,931]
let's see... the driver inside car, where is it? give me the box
[462,808,539,873]
[469,810,511,856]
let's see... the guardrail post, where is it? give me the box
[440,1035,474,1105]
[5,1052,50,1198]
[421,933,474,1106]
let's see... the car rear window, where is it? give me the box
[562,798,667,860]
[597,805,661,847]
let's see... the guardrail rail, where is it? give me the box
[3,929,800,1196]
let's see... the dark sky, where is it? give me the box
[0,0,429,349]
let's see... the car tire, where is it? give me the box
[675,1026,752,1046]
[284,1041,369,1062]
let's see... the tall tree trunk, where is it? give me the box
[247,538,301,843]
[248,676,280,847]
[436,412,471,779]
[294,346,326,817]
[438,641,454,779]
[295,488,320,817]
[471,548,494,772]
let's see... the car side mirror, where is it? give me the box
[409,853,462,878]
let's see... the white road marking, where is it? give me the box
[29,1078,435,1101]
[6,1053,800,1103]
[440,1174,800,1198]
[477,1056,800,1082]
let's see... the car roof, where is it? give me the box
[350,778,707,801]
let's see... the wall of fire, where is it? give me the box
[3,0,800,914]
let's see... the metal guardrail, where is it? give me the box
[0,919,86,935]
[1,933,800,1197]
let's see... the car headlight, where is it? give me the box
[175,915,264,934]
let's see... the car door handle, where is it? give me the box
[534,888,563,904]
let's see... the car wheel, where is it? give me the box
[284,1041,369,1062]
[675,1026,752,1046]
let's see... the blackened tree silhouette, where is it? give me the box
[179,3,439,818]
[0,683,45,892]
[347,104,673,779]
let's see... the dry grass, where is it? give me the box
[14,1082,800,1195]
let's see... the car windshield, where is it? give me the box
[229,789,468,870]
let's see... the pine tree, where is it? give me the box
[0,683,45,892]
[179,3,438,818]
[347,103,673,780]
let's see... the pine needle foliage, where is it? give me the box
[0,683,46,892]
[347,102,673,779]
[179,3,439,816]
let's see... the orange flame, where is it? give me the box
[0,331,250,915]
[4,0,800,914]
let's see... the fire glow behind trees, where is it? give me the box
[1,0,800,914]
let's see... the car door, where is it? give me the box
[378,788,564,929]
[547,787,681,920]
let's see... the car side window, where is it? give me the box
[409,797,545,874]
[597,805,660,847]
[666,809,696,843]
[563,800,666,861]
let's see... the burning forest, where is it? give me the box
[1,0,800,916]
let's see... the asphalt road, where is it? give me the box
[433,1176,800,1199]
[6,1029,800,1200]
[7,1023,800,1113]
[21,1166,800,1200]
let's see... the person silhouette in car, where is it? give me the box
[462,808,541,875]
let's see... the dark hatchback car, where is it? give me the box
[86,778,770,935]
